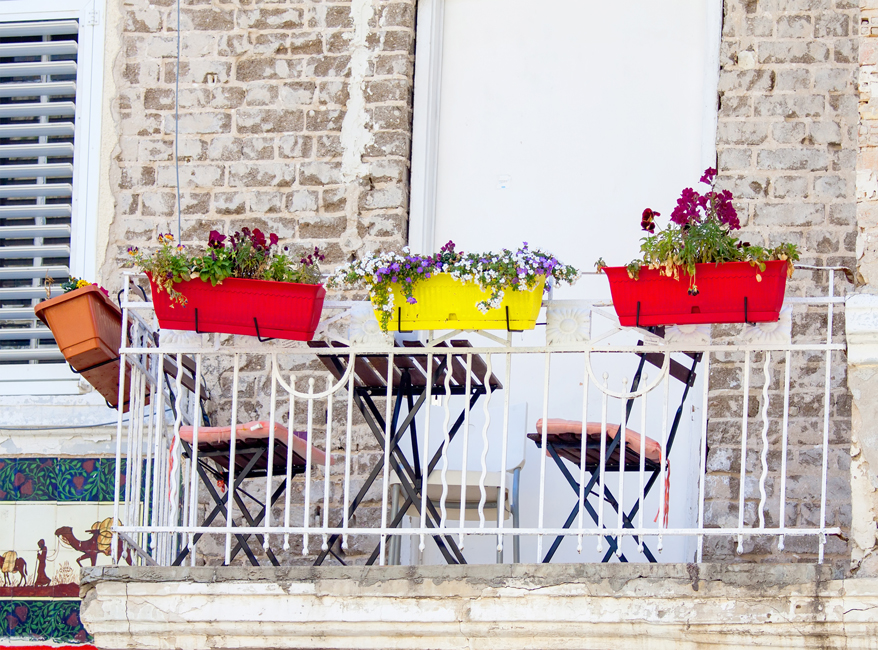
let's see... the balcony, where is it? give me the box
[74,268,878,649]
[97,269,848,569]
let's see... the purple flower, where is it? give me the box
[269,233,279,247]
[406,296,417,304]
[700,167,718,185]
[208,230,226,249]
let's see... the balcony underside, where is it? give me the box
[80,563,878,650]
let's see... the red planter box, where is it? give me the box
[603,260,789,327]
[147,276,326,341]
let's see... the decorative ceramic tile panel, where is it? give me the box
[0,456,131,644]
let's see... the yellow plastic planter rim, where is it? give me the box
[374,273,545,332]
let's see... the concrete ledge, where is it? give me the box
[80,563,878,649]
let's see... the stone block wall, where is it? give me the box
[710,0,859,568]
[98,0,417,566]
[101,0,416,281]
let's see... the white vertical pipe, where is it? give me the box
[477,354,493,528]
[597,373,609,553]
[536,352,551,561]
[778,350,792,551]
[187,354,203,563]
[637,373,648,554]
[616,376,628,558]
[497,353,512,556]
[283,372,296,552]
[302,377,315,555]
[111,275,130,562]
[379,353,395,566]
[440,351,453,529]
[458,354,473,549]
[737,352,751,555]
[419,352,434,554]
[758,353,771,529]
[657,370,671,553]
[321,375,334,552]
[576,353,590,553]
[819,270,835,564]
[263,354,279,551]
[342,359,355,551]
[170,352,185,555]
[224,354,240,564]
[696,355,711,563]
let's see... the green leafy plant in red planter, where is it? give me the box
[128,229,326,341]
[597,169,799,327]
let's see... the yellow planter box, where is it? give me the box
[375,273,546,332]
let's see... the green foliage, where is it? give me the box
[128,229,324,305]
[328,241,580,331]
[602,169,800,293]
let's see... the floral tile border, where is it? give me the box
[0,458,127,503]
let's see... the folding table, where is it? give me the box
[309,339,502,565]
[528,345,701,563]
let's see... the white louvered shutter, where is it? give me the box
[0,19,78,366]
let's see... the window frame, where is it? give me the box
[0,0,107,393]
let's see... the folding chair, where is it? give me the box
[172,421,331,566]
[528,344,702,563]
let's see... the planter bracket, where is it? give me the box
[397,308,412,334]
[505,306,523,333]
[744,297,755,326]
[68,355,120,375]
[253,318,275,343]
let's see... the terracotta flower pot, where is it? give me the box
[34,285,136,411]
[147,275,326,341]
[603,260,790,327]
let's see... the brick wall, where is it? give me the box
[102,0,415,281]
[99,0,416,565]
[860,2,878,283]
[709,0,858,567]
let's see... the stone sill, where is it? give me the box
[80,563,878,650]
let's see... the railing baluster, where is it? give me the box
[440,351,453,531]
[225,354,239,564]
[536,352,550,561]
[458,353,473,550]
[737,352,751,555]
[758,353,771,529]
[478,353,493,529]
[379,352,394,566]
[778,350,791,551]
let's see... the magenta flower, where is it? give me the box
[208,230,226,249]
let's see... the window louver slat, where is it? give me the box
[0,101,75,118]
[0,19,78,368]
[0,60,77,78]
[0,143,75,158]
[0,224,71,239]
[0,81,75,98]
[0,265,69,280]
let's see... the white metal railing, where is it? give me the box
[110,269,847,566]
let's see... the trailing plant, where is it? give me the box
[600,168,798,294]
[128,229,324,306]
[328,241,580,331]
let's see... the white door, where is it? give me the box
[408,0,721,564]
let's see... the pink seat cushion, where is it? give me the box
[534,418,662,463]
[178,420,328,466]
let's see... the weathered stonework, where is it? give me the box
[712,0,859,567]
[848,0,878,577]
[101,0,416,283]
[80,564,878,649]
